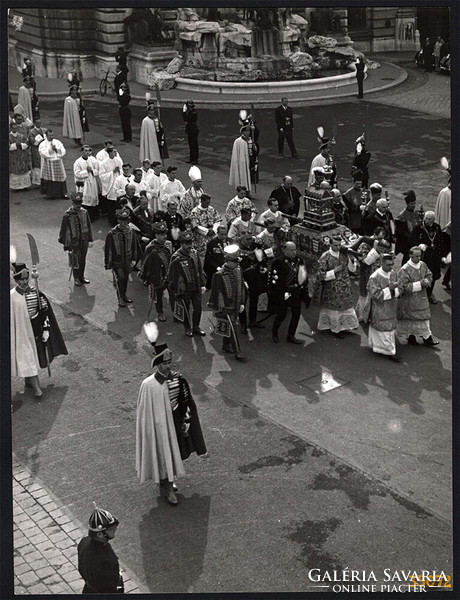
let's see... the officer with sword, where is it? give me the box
[58,190,93,286]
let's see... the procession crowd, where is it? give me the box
[10,56,452,593]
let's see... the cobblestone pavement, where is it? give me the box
[365,53,450,119]
[12,456,147,594]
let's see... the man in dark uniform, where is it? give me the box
[208,245,247,360]
[164,199,185,250]
[394,189,421,264]
[268,241,309,344]
[203,224,228,289]
[182,99,199,165]
[355,56,365,98]
[58,192,93,286]
[269,176,302,221]
[141,221,174,321]
[274,97,299,159]
[77,504,123,594]
[132,194,155,251]
[237,231,267,332]
[104,208,140,307]
[168,230,206,337]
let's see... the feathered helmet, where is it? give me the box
[10,245,29,280]
[238,109,254,127]
[355,133,365,154]
[317,126,334,150]
[441,156,451,183]
[145,92,156,111]
[88,502,119,532]
[143,322,172,367]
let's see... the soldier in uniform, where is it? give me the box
[163,199,185,251]
[203,224,228,289]
[208,245,247,360]
[237,231,267,332]
[10,259,68,398]
[77,504,123,594]
[58,192,93,286]
[268,241,309,344]
[141,221,174,321]
[104,208,140,307]
[168,230,206,337]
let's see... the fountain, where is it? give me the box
[144,7,364,94]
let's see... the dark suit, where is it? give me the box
[274,104,298,157]
[355,60,365,98]
[270,185,301,218]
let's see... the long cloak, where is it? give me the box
[136,374,186,483]
[10,288,40,378]
[139,117,161,163]
[17,86,33,122]
[63,96,83,139]
[229,136,251,191]
[434,186,451,231]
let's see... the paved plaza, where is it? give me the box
[6,53,453,594]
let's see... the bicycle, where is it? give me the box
[99,69,116,97]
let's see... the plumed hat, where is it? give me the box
[10,246,29,280]
[143,322,172,367]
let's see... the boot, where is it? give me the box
[30,376,42,398]
[407,335,418,346]
[163,481,178,505]
[423,335,439,347]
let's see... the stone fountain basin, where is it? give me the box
[175,63,364,95]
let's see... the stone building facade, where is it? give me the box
[8,7,449,83]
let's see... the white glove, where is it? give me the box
[284,292,291,301]
[239,304,245,313]
[42,331,50,342]
[419,244,427,251]
[201,286,206,293]
[21,143,28,150]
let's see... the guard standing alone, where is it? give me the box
[183,100,199,165]
[77,504,124,594]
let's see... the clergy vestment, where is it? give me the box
[367,267,399,356]
[63,96,83,140]
[73,156,100,207]
[139,116,161,163]
[229,136,251,191]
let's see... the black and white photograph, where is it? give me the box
[3,3,456,596]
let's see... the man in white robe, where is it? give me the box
[229,126,252,192]
[159,166,186,210]
[17,80,34,122]
[308,140,335,187]
[139,105,161,163]
[113,163,134,200]
[99,147,123,225]
[73,145,100,219]
[144,161,167,212]
[63,88,83,145]
[136,343,185,505]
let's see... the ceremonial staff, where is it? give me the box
[27,233,51,376]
